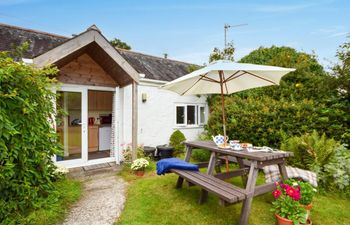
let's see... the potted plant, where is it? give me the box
[271,181,312,225]
[131,158,149,176]
[285,179,317,219]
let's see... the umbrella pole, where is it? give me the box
[219,70,229,172]
[219,71,227,139]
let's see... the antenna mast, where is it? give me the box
[224,23,248,48]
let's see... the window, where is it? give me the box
[187,105,196,125]
[175,104,206,126]
[176,106,185,125]
[199,106,205,125]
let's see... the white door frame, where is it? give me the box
[55,85,88,168]
[55,84,117,168]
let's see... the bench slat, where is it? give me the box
[175,171,239,203]
[181,170,247,200]
[171,169,247,203]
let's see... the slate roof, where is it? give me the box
[0,23,68,59]
[117,49,192,81]
[0,23,193,81]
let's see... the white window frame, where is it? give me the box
[175,103,206,127]
[175,104,186,126]
[198,105,206,125]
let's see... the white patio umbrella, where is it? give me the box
[162,60,295,142]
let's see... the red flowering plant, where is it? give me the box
[271,180,307,225]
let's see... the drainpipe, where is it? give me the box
[132,81,138,161]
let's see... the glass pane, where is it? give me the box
[200,107,205,124]
[187,105,196,125]
[56,91,82,161]
[88,90,113,160]
[176,106,185,124]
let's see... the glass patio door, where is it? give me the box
[56,87,88,167]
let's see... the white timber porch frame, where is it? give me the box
[54,84,121,168]
[33,25,140,166]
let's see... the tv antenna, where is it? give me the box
[224,23,248,48]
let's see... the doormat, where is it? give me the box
[83,163,111,171]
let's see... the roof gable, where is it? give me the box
[33,26,140,86]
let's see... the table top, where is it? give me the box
[184,141,293,161]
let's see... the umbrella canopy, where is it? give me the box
[162,60,295,146]
[162,60,295,172]
[162,60,295,96]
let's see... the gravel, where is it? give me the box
[61,173,127,225]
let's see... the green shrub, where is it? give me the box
[1,178,81,225]
[191,132,211,161]
[280,131,339,171]
[319,145,350,198]
[0,50,61,221]
[191,149,211,162]
[169,130,186,156]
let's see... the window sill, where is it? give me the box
[173,125,204,129]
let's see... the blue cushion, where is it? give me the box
[156,157,199,175]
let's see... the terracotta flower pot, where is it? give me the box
[134,170,145,176]
[301,203,313,210]
[275,214,312,225]
[275,214,294,225]
[301,203,313,220]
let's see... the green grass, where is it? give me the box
[11,178,82,225]
[117,162,350,225]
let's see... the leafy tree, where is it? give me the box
[0,48,62,221]
[332,39,350,144]
[333,39,350,99]
[110,38,131,50]
[209,42,235,62]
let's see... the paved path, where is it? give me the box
[61,172,127,225]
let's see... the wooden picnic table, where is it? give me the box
[172,141,293,225]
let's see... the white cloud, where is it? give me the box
[311,25,349,38]
[328,32,348,38]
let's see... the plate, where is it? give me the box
[217,144,231,149]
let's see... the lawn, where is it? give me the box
[11,178,82,225]
[116,162,350,225]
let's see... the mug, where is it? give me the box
[229,140,241,150]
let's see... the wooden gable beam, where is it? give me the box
[33,28,140,84]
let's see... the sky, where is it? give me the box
[0,0,349,67]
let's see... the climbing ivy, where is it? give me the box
[0,49,62,221]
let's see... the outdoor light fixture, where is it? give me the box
[142,93,147,103]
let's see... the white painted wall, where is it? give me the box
[120,81,208,148]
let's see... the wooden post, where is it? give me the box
[132,81,138,161]
[199,152,217,204]
[237,158,248,186]
[239,161,259,225]
[176,145,192,189]
[278,160,289,181]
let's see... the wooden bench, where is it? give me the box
[171,169,248,205]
